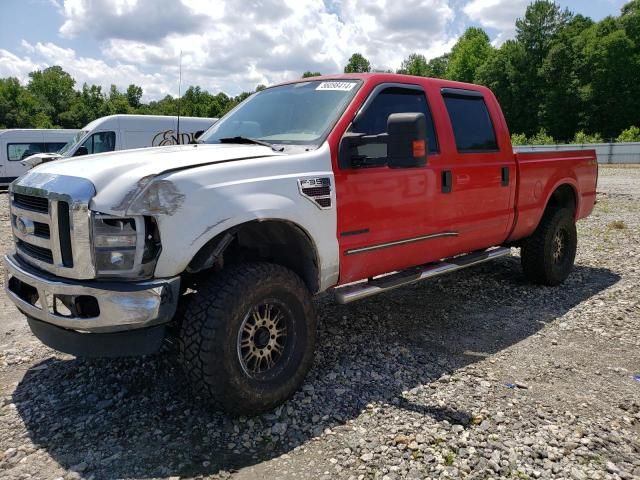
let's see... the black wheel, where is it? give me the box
[179,262,316,415]
[521,207,577,286]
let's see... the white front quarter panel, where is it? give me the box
[106,143,339,291]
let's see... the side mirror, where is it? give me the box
[386,112,427,168]
[74,146,89,157]
[190,130,205,144]
[338,112,428,169]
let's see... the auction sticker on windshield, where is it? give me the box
[316,81,357,91]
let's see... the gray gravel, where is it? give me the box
[1,165,639,480]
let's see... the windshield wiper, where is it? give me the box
[218,136,284,152]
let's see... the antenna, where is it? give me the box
[176,50,182,145]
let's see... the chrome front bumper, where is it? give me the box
[4,254,180,334]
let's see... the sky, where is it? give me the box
[0,0,629,100]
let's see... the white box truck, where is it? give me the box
[22,115,218,168]
[0,129,80,186]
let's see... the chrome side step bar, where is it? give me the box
[334,247,511,304]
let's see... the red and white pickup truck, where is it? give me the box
[5,74,597,414]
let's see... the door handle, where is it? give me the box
[501,166,510,187]
[442,170,452,193]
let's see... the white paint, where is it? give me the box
[316,81,358,91]
[35,141,340,291]
[0,128,79,185]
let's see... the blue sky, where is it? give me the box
[0,0,630,99]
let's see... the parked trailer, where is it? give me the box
[22,114,218,168]
[0,129,80,186]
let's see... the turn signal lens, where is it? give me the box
[413,140,426,158]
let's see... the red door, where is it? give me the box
[333,82,457,284]
[331,80,516,286]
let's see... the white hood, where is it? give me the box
[27,144,281,214]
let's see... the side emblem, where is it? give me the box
[298,177,332,210]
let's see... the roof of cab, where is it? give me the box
[271,72,492,94]
[82,114,218,131]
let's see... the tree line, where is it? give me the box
[1,0,639,144]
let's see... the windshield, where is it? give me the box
[58,130,88,155]
[199,80,362,148]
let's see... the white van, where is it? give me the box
[23,114,217,168]
[0,129,80,186]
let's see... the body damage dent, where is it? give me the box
[191,217,231,246]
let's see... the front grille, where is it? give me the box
[57,201,73,267]
[17,240,54,264]
[13,193,49,213]
[34,222,50,238]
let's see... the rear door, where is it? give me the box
[437,87,516,251]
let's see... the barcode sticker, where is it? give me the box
[316,81,357,91]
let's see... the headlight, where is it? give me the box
[92,213,161,278]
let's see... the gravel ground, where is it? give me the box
[0,166,639,480]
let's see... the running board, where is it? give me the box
[334,247,511,304]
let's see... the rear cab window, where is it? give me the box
[442,88,498,153]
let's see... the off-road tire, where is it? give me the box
[179,262,316,415]
[521,207,577,286]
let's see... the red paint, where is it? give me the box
[311,74,596,285]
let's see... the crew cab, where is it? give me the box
[4,74,598,414]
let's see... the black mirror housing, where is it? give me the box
[74,146,89,157]
[386,112,427,168]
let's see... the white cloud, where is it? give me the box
[463,0,528,43]
[0,50,40,80]
[2,0,461,99]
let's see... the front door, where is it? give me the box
[334,83,446,284]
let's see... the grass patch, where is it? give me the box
[443,451,455,466]
[608,220,627,230]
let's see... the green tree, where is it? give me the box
[301,71,321,78]
[344,53,371,73]
[617,126,640,142]
[516,1,573,64]
[529,128,555,145]
[27,66,76,127]
[574,17,640,137]
[573,131,603,143]
[514,1,574,136]
[476,40,529,135]
[445,27,494,83]
[511,133,528,145]
[397,53,431,76]
[126,84,143,108]
[538,15,594,141]
[428,54,450,78]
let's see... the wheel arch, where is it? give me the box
[186,218,321,294]
[544,182,579,219]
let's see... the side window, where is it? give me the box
[443,92,498,152]
[351,87,438,160]
[7,143,45,161]
[82,131,116,154]
[45,142,66,153]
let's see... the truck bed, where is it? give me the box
[510,149,598,242]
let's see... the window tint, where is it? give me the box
[45,142,66,153]
[443,94,498,152]
[7,143,45,161]
[82,131,116,154]
[351,87,438,159]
